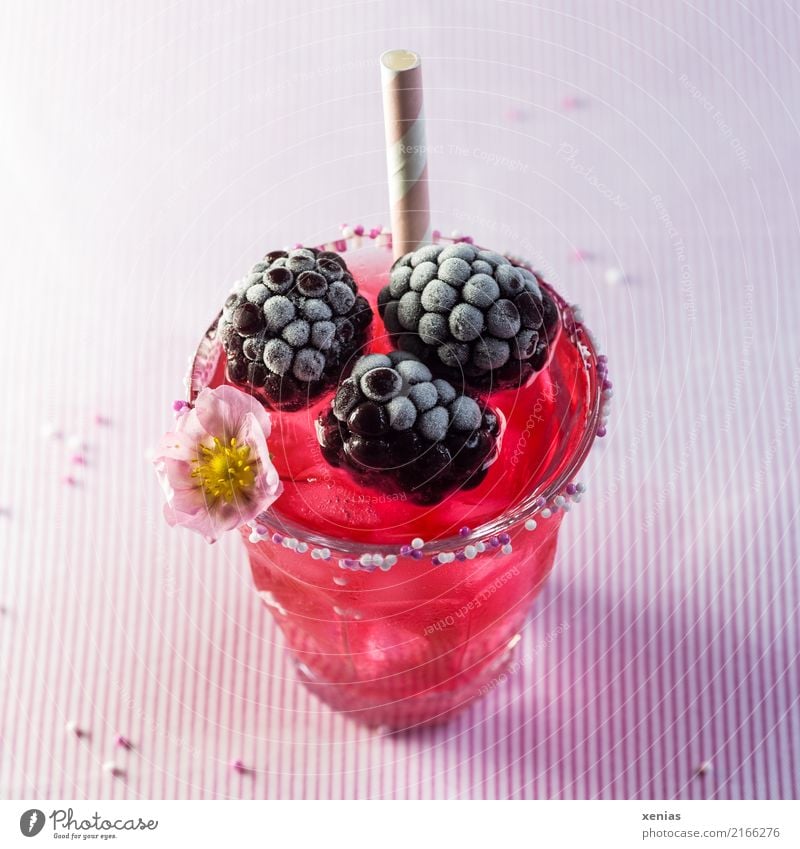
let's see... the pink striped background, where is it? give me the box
[1,0,798,799]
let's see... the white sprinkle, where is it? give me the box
[603,388,614,399]
[321,548,331,559]
[248,532,260,544]
[372,554,384,567]
[476,542,486,553]
[576,482,586,493]
[41,422,61,440]
[65,721,81,736]
[450,229,462,239]
[525,519,537,531]
[333,576,348,586]
[541,508,552,519]
[554,495,566,507]
[102,761,120,775]
[573,494,582,503]
[501,544,513,555]
[464,545,477,560]
[696,761,713,776]
[67,434,88,452]
[561,502,571,512]
[411,537,424,550]
[341,225,354,238]
[333,605,345,616]
[384,554,398,567]
[297,542,309,554]
[310,549,321,560]
[604,266,625,286]
[359,553,373,566]
[285,537,298,549]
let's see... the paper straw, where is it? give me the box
[380,49,431,259]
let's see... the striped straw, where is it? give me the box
[380,49,431,259]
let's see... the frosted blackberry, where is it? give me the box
[218,248,373,410]
[316,353,501,505]
[377,243,561,390]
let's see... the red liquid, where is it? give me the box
[202,243,600,727]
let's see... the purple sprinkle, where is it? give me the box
[431,556,441,566]
[410,549,423,560]
[535,496,547,509]
[598,354,608,363]
[455,551,467,562]
[271,533,284,544]
[400,545,412,557]
[597,426,607,437]
[498,533,511,545]
[116,735,132,750]
[458,526,471,538]
[489,537,500,548]
[603,380,613,390]
[353,225,364,236]
[255,525,267,536]
[566,483,577,495]
[462,235,474,244]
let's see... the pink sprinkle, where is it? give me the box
[369,227,381,239]
[561,95,581,110]
[571,248,593,262]
[172,399,188,412]
[72,454,87,466]
[292,242,304,249]
[63,475,78,487]
[94,413,111,426]
[462,235,474,244]
[116,734,132,750]
[231,759,246,773]
[334,239,347,252]
[353,225,364,236]
[432,229,441,242]
[504,107,526,122]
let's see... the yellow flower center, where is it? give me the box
[191,436,256,503]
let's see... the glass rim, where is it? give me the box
[188,238,604,557]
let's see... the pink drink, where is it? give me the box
[194,239,603,728]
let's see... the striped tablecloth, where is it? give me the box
[1,0,798,799]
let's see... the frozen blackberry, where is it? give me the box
[317,353,502,505]
[217,249,373,410]
[377,243,561,391]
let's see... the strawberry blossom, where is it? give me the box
[154,385,282,542]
